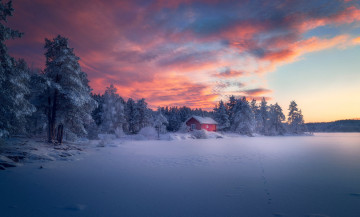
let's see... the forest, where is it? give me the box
[0,0,307,144]
[306,119,360,132]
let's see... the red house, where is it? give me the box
[185,115,218,132]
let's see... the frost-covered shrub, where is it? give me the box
[138,126,157,140]
[98,134,116,147]
[0,137,6,146]
[191,129,208,139]
[64,129,78,142]
[115,126,125,138]
[177,123,190,133]
[85,122,100,140]
[132,134,146,141]
[98,134,116,140]
[0,129,9,139]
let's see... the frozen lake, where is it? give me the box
[1,133,360,217]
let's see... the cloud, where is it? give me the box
[212,81,245,95]
[111,74,219,110]
[112,50,158,63]
[242,88,272,96]
[253,35,352,74]
[157,50,216,68]
[213,68,246,78]
[353,36,360,45]
[5,0,360,110]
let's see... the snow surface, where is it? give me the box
[1,133,360,217]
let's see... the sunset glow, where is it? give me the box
[7,0,360,122]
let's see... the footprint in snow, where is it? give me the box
[225,186,243,198]
[60,204,87,211]
[306,214,330,217]
[349,193,360,197]
[273,213,286,217]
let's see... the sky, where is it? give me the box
[5,0,360,122]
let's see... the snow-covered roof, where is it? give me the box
[186,115,218,125]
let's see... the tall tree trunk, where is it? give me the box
[47,74,60,144]
[49,89,58,143]
[47,94,52,143]
[56,124,63,144]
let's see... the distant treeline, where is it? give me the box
[306,120,360,132]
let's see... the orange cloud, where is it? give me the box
[213,68,246,78]
[297,6,360,32]
[92,73,218,110]
[353,37,360,45]
[242,88,272,96]
[254,35,352,74]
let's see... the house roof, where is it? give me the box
[186,115,218,125]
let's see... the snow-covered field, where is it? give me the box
[1,133,360,217]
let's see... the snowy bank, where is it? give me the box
[0,130,311,170]
[0,137,89,170]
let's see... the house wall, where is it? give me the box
[200,124,217,132]
[186,118,201,130]
[186,117,217,132]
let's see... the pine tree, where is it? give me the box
[213,100,230,131]
[167,107,181,132]
[0,1,34,137]
[154,108,168,139]
[287,101,306,134]
[26,69,49,136]
[178,106,192,123]
[232,97,255,136]
[136,98,151,130]
[268,103,286,135]
[125,98,138,134]
[90,93,104,126]
[43,35,96,143]
[250,99,261,134]
[259,97,269,135]
[101,84,125,134]
[226,95,237,127]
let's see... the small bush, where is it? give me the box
[138,127,157,140]
[191,129,208,139]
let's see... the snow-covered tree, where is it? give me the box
[287,101,306,134]
[125,98,138,134]
[91,93,104,126]
[42,35,96,143]
[193,108,205,117]
[101,84,125,134]
[250,99,262,134]
[25,70,49,136]
[268,103,286,135]
[259,97,269,135]
[136,98,152,130]
[167,107,182,132]
[232,97,255,136]
[178,106,192,123]
[213,100,230,131]
[154,108,168,139]
[226,95,237,127]
[0,1,34,137]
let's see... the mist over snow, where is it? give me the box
[1,133,360,217]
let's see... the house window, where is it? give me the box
[191,124,196,130]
